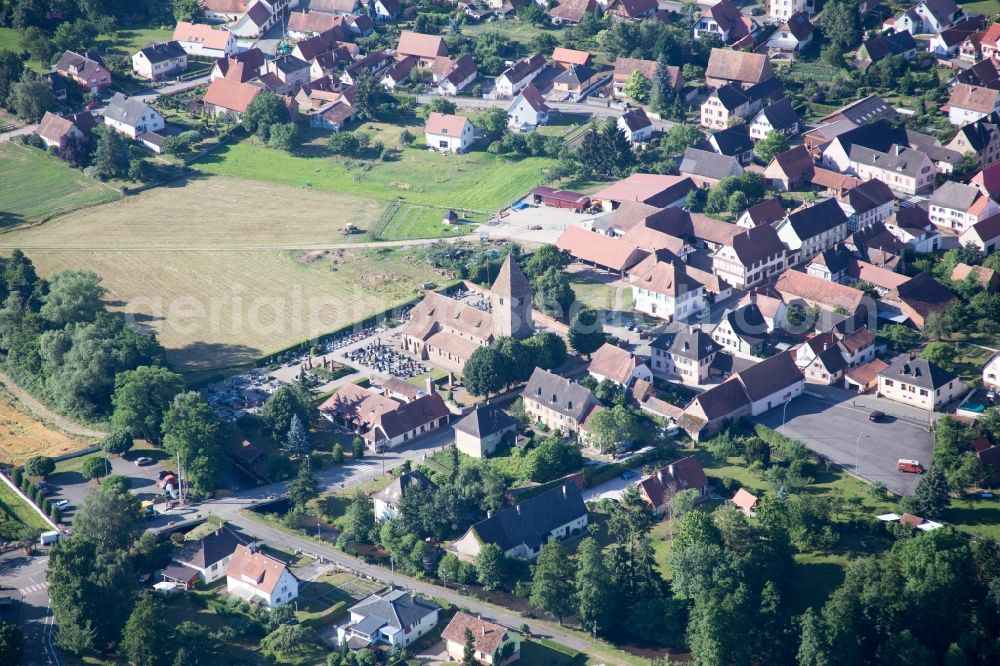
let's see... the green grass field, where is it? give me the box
[0,477,49,537]
[100,28,174,55]
[0,144,120,224]
[375,204,471,241]
[958,0,1000,16]
[194,140,555,214]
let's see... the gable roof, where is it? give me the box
[500,53,547,85]
[372,393,450,440]
[203,77,260,113]
[706,48,772,85]
[769,145,814,181]
[175,525,249,569]
[775,269,866,312]
[442,612,511,656]
[372,470,437,506]
[136,41,186,63]
[736,351,803,401]
[952,262,997,288]
[553,63,596,86]
[706,0,747,36]
[892,272,957,320]
[727,223,787,265]
[610,0,657,18]
[556,225,648,272]
[755,97,799,132]
[592,173,695,206]
[732,488,759,512]
[226,545,292,593]
[453,405,517,438]
[588,343,645,383]
[652,327,720,360]
[680,147,742,181]
[708,124,753,157]
[931,180,983,211]
[513,83,550,113]
[288,10,342,34]
[879,354,957,390]
[104,93,156,127]
[552,47,591,65]
[523,367,597,421]
[55,50,107,82]
[818,94,895,125]
[548,0,597,22]
[396,30,447,59]
[349,589,439,632]
[689,377,751,420]
[174,21,232,50]
[949,82,1000,114]
[36,112,82,145]
[782,198,848,241]
[638,456,708,508]
[425,112,470,136]
[838,179,896,213]
[620,107,652,132]
[466,482,586,553]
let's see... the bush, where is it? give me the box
[23,456,55,478]
[11,467,22,486]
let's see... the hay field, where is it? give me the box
[0,397,86,465]
[0,177,442,372]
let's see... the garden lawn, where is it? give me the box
[0,144,119,223]
[373,203,472,241]
[99,28,174,56]
[194,140,556,214]
[0,475,50,534]
[518,639,581,666]
[958,0,1000,15]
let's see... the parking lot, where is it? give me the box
[758,387,934,496]
[45,449,173,523]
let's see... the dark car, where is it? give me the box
[868,410,885,422]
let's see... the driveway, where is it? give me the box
[757,387,934,495]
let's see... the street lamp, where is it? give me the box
[782,399,791,429]
[856,432,868,476]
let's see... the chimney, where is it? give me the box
[426,377,435,395]
[656,470,664,484]
[515,504,521,516]
[487,510,493,518]
[562,485,567,499]
[668,464,675,478]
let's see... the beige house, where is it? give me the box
[522,368,600,437]
[131,41,187,81]
[424,112,474,153]
[442,613,521,666]
[877,355,965,411]
[452,405,517,458]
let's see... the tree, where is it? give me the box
[530,541,575,623]
[93,125,129,179]
[261,624,317,657]
[173,0,201,21]
[57,132,92,167]
[462,628,477,666]
[532,266,576,321]
[575,536,614,636]
[352,71,381,120]
[669,488,700,521]
[662,124,704,157]
[493,336,534,385]
[476,543,506,591]
[352,436,365,459]
[438,552,462,587]
[161,392,224,494]
[341,493,375,544]
[921,342,957,368]
[479,107,509,140]
[588,404,640,454]
[399,128,415,145]
[600,117,634,177]
[267,122,301,151]
[524,245,571,280]
[568,308,605,357]
[111,365,185,443]
[649,53,674,114]
[0,621,23,666]
[242,92,289,140]
[623,70,650,102]
[121,595,166,666]
[260,386,311,440]
[755,130,788,163]
[0,49,24,105]
[81,456,111,481]
[525,331,566,370]
[815,0,860,52]
[285,414,310,456]
[23,455,54,478]
[74,488,142,551]
[7,72,53,121]
[287,461,319,509]
[796,608,830,666]
[100,474,131,498]
[96,429,132,457]
[903,467,950,519]
[463,345,507,397]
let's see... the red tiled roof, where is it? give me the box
[203,77,260,113]
[441,612,511,656]
[556,226,649,272]
[425,111,470,136]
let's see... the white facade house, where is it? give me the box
[372,471,436,522]
[172,526,252,585]
[770,0,813,22]
[225,545,298,607]
[102,93,165,139]
[983,353,1000,391]
[337,590,440,650]
[928,181,1000,232]
[493,54,546,98]
[506,84,550,130]
[424,112,474,153]
[878,356,966,411]
[631,261,706,322]
[774,199,849,264]
[172,22,236,58]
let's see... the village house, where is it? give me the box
[650,328,721,386]
[694,0,754,44]
[210,48,266,82]
[292,28,345,62]
[732,488,760,516]
[982,353,1000,390]
[102,93,164,140]
[612,58,682,99]
[424,112,475,153]
[453,482,588,561]
[960,211,1000,252]
[363,392,450,450]
[712,303,769,358]
[947,83,1000,126]
[402,256,532,371]
[202,77,261,117]
[230,1,282,39]
[54,50,112,94]
[888,0,964,36]
[849,144,936,196]
[736,198,785,229]
[946,113,1000,168]
[588,342,653,387]
[607,0,658,24]
[287,11,342,38]
[319,383,401,432]
[736,291,787,332]
[764,145,815,191]
[551,63,602,98]
[590,173,696,210]
[637,456,709,515]
[929,180,1000,232]
[704,48,774,89]
[442,613,521,666]
[618,107,653,144]
[806,245,852,283]
[372,470,436,522]
[433,54,478,96]
[200,0,250,23]
[679,351,805,440]
[494,53,547,98]
[765,12,814,55]
[877,355,965,411]
[704,124,754,165]
[748,98,800,141]
[395,30,447,68]
[930,15,984,57]
[713,222,789,289]
[953,262,999,291]
[630,260,707,321]
[855,30,917,69]
[35,111,95,149]
[173,525,251,585]
[972,161,1000,199]
[257,55,311,95]
[338,590,440,650]
[341,50,395,86]
[835,179,897,232]
[770,0,814,23]
[556,227,649,275]
[131,41,186,81]
[522,368,602,437]
[775,269,867,316]
[552,47,592,69]
[775,198,850,263]
[884,208,943,254]
[700,78,783,130]
[225,544,298,607]
[453,405,518,458]
[507,84,551,130]
[882,272,957,329]
[172,22,236,57]
[959,22,1000,61]
[548,0,597,25]
[373,0,400,20]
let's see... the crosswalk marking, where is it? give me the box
[19,582,48,596]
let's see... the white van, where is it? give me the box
[39,531,60,546]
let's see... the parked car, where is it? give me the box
[134,456,154,466]
[897,459,925,474]
[621,470,635,480]
[868,410,885,422]
[157,470,175,480]
[54,499,72,509]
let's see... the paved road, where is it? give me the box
[0,75,211,144]
[1,549,59,666]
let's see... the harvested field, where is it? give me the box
[0,395,88,465]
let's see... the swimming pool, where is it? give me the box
[964,401,987,413]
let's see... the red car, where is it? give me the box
[897,459,925,474]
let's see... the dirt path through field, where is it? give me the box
[0,370,105,440]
